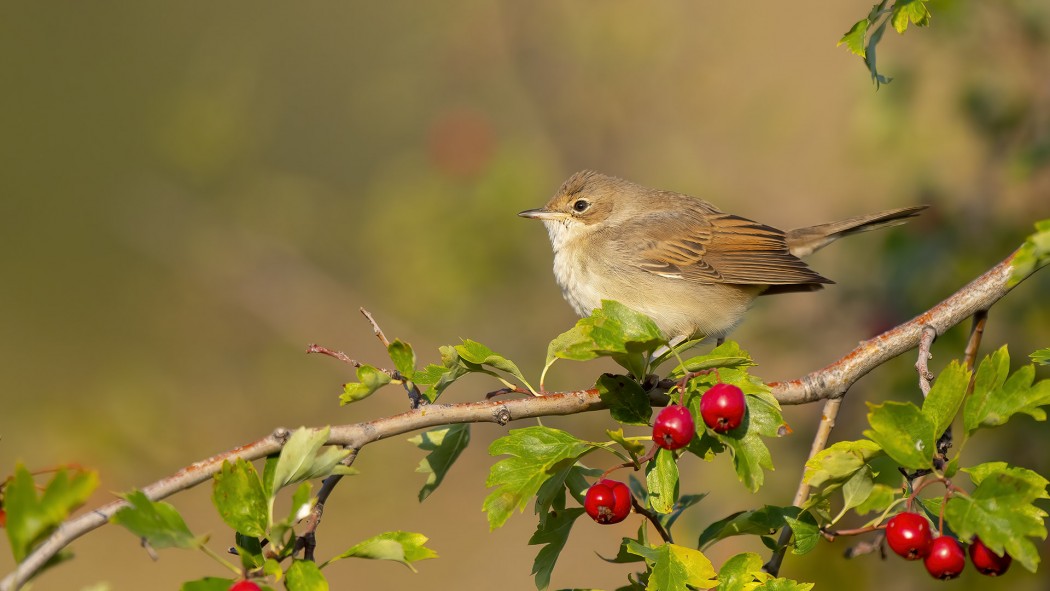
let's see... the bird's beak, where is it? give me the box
[518,208,564,221]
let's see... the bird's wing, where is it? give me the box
[631,211,832,286]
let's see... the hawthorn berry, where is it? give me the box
[699,383,746,433]
[652,404,695,450]
[229,581,262,591]
[969,537,1012,577]
[885,512,933,560]
[924,536,966,580]
[584,479,631,524]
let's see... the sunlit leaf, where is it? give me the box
[212,459,268,537]
[328,530,437,572]
[340,364,392,404]
[863,401,933,470]
[111,490,202,550]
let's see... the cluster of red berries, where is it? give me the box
[584,384,748,525]
[885,512,1012,579]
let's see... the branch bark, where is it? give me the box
[0,248,1032,590]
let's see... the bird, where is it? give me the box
[519,170,925,341]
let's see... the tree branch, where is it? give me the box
[1,247,1035,591]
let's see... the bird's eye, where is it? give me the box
[572,199,590,213]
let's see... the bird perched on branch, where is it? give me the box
[520,170,925,340]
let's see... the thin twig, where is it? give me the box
[631,496,672,544]
[360,307,391,348]
[764,397,843,575]
[964,310,988,372]
[916,325,937,398]
[294,450,359,561]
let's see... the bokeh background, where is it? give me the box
[2,1,1049,589]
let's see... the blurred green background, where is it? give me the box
[1,1,1048,589]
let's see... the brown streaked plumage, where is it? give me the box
[519,170,925,339]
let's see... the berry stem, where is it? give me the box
[630,496,672,544]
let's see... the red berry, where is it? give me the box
[229,581,262,591]
[583,479,631,524]
[0,509,5,528]
[969,537,1011,576]
[699,384,746,433]
[652,404,695,450]
[924,536,966,580]
[885,512,933,560]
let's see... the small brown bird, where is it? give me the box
[519,171,925,340]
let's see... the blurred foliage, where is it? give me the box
[0,1,1048,590]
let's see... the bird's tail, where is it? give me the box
[786,205,927,258]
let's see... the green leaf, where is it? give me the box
[864,19,893,87]
[670,340,755,377]
[484,426,594,530]
[921,360,970,436]
[755,579,814,591]
[328,531,437,572]
[945,463,1049,572]
[607,428,647,458]
[286,559,329,591]
[271,427,352,496]
[698,506,798,550]
[660,494,707,532]
[3,464,99,562]
[455,339,535,392]
[890,0,930,34]
[387,339,416,376]
[411,346,470,403]
[863,401,934,470]
[716,552,766,591]
[529,507,584,591]
[544,300,665,381]
[1009,219,1050,287]
[964,346,1050,435]
[1032,347,1050,366]
[409,424,471,502]
[212,459,269,537]
[783,512,820,555]
[626,542,717,591]
[803,440,883,489]
[340,364,393,404]
[719,399,776,492]
[597,374,653,426]
[838,466,875,517]
[854,483,897,515]
[837,19,869,58]
[110,490,202,550]
[646,448,680,514]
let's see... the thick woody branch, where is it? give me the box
[0,248,1035,590]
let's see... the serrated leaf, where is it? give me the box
[964,346,1050,435]
[803,440,883,489]
[484,427,594,530]
[865,20,893,87]
[271,427,351,496]
[328,531,437,572]
[783,512,820,555]
[837,18,869,57]
[110,490,202,550]
[608,428,647,458]
[529,507,584,591]
[921,360,970,436]
[716,552,767,591]
[597,374,653,426]
[1032,348,1050,366]
[945,464,1049,572]
[455,339,534,392]
[646,448,680,514]
[1008,218,1050,287]
[698,506,799,550]
[544,300,665,381]
[626,542,717,591]
[755,579,814,591]
[286,559,328,590]
[863,401,933,470]
[3,464,99,562]
[411,346,470,403]
[387,339,416,376]
[670,340,755,377]
[854,484,897,515]
[212,459,268,537]
[340,365,392,404]
[890,0,930,34]
[409,424,471,502]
